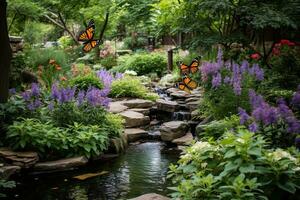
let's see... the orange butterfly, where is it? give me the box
[176,74,198,94]
[78,19,100,53]
[178,57,201,74]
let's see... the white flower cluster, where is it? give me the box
[268,149,297,162]
[124,70,137,76]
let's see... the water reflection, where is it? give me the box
[9,142,178,200]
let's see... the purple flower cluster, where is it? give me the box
[51,84,76,104]
[200,49,264,95]
[96,69,123,89]
[238,90,300,134]
[86,87,110,107]
[50,83,110,108]
[21,83,42,111]
[291,85,300,108]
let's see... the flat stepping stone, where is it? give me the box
[172,132,193,146]
[120,110,150,128]
[156,99,178,112]
[109,101,128,113]
[130,108,150,116]
[170,91,190,99]
[125,128,148,142]
[160,121,189,142]
[185,97,200,103]
[186,100,201,111]
[130,193,171,200]
[123,99,154,108]
[166,87,180,94]
[34,156,88,171]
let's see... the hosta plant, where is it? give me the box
[168,129,300,200]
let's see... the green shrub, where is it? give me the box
[10,52,27,88]
[58,35,75,49]
[110,76,159,101]
[196,115,240,140]
[6,118,109,158]
[51,102,107,128]
[269,44,300,89]
[69,74,103,91]
[168,130,300,200]
[100,55,117,69]
[122,36,147,50]
[116,53,167,76]
[104,113,125,137]
[25,48,69,69]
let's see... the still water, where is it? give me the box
[8,142,179,200]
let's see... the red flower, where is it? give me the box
[272,47,280,56]
[250,53,261,60]
[280,39,291,45]
[280,39,295,46]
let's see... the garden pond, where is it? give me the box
[7,142,179,200]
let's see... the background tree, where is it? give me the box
[0,0,12,103]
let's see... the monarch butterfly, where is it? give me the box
[178,57,201,74]
[176,74,198,94]
[77,19,100,53]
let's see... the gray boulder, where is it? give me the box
[160,121,189,141]
[120,110,150,128]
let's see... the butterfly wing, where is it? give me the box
[179,63,190,74]
[183,76,198,89]
[78,20,95,41]
[82,40,99,52]
[175,82,191,94]
[189,59,199,73]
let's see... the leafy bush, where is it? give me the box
[10,52,27,88]
[58,35,75,49]
[122,36,147,50]
[196,115,240,140]
[23,21,54,45]
[51,102,107,128]
[110,76,158,101]
[100,55,117,69]
[104,113,125,137]
[168,130,300,200]
[6,118,109,158]
[25,48,69,70]
[269,40,300,89]
[116,53,167,76]
[199,48,263,119]
[69,74,104,91]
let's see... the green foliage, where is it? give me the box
[69,74,104,91]
[168,130,300,200]
[0,179,16,198]
[9,52,27,88]
[58,36,75,49]
[110,76,158,101]
[268,45,300,90]
[122,36,147,50]
[51,103,107,128]
[23,21,54,45]
[25,48,69,69]
[0,95,28,130]
[100,55,117,69]
[196,115,240,140]
[116,53,167,76]
[6,118,109,158]
[104,113,125,137]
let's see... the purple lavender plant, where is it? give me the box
[21,83,42,111]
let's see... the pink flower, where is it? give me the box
[250,53,261,60]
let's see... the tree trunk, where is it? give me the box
[0,0,12,103]
[96,12,109,59]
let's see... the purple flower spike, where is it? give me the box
[249,122,259,132]
[212,73,221,89]
[238,108,250,124]
[21,91,31,101]
[31,83,40,97]
[77,90,85,106]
